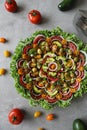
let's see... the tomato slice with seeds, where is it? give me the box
[46,95,58,103]
[17,59,25,68]
[61,91,72,100]
[71,81,80,90]
[40,68,47,76]
[33,35,45,44]
[50,36,63,42]
[80,70,85,79]
[23,44,32,54]
[68,41,77,52]
[75,70,85,79]
[79,52,86,66]
[19,75,27,87]
[47,75,59,82]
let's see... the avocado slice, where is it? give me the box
[33,86,41,94]
[46,87,58,97]
[53,41,62,47]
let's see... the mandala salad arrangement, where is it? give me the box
[10,27,87,110]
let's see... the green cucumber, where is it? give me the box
[58,0,76,11]
[73,119,86,130]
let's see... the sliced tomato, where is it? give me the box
[47,75,59,82]
[75,70,81,77]
[68,41,77,52]
[61,90,72,101]
[50,36,63,42]
[80,70,85,79]
[42,56,50,64]
[33,35,45,44]
[76,61,82,69]
[75,70,85,79]
[71,81,80,90]
[40,68,47,76]
[17,58,24,69]
[79,52,86,66]
[23,44,32,54]
[45,95,58,103]
[19,75,27,88]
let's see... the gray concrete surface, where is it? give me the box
[0,0,87,130]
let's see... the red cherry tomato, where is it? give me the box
[8,108,24,125]
[4,0,18,13]
[28,10,42,24]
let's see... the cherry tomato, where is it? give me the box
[4,0,18,13]
[8,108,24,125]
[28,10,42,24]
[46,114,54,121]
[0,38,6,43]
[34,111,41,118]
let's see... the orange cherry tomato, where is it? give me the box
[46,114,54,121]
[28,10,42,24]
[0,37,6,43]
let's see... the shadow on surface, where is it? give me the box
[17,5,26,13]
[75,0,85,8]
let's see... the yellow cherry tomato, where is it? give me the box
[34,111,41,118]
[4,50,11,57]
[0,68,6,75]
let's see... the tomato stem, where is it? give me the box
[30,12,37,16]
[12,116,17,122]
